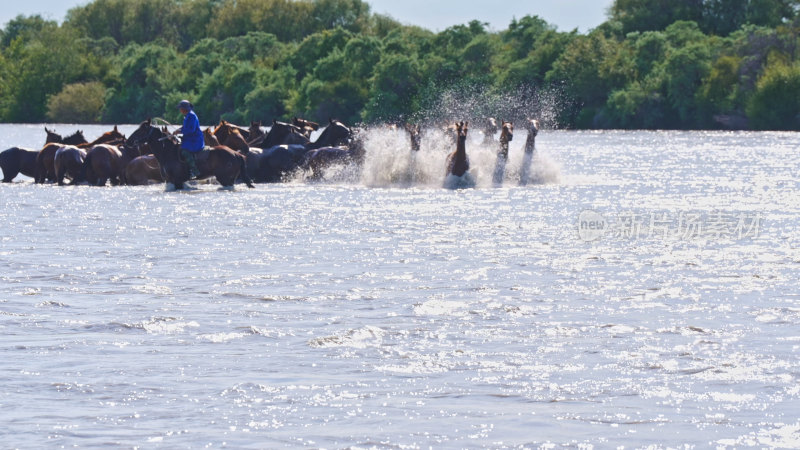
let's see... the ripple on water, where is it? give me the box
[0,127,799,447]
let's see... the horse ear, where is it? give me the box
[114,125,118,132]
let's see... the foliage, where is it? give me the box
[2,0,800,129]
[46,82,107,123]
[747,59,800,129]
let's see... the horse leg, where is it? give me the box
[2,168,18,183]
[213,166,235,188]
[0,158,19,182]
[56,167,66,186]
[520,150,533,186]
[492,154,507,186]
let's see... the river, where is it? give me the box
[0,124,798,447]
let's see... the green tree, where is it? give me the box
[1,15,53,48]
[747,60,800,130]
[195,62,259,123]
[703,0,799,35]
[46,82,107,123]
[1,24,89,122]
[103,42,180,122]
[663,42,712,126]
[546,31,633,127]
[697,55,743,119]
[242,66,296,122]
[363,54,422,122]
[610,0,703,34]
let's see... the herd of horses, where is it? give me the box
[0,116,540,190]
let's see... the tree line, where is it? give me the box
[0,0,799,130]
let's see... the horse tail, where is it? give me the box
[34,150,45,184]
[239,153,255,188]
[80,151,92,185]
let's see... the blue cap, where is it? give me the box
[177,100,193,110]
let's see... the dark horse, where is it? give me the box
[34,131,89,183]
[520,119,540,186]
[1,127,88,182]
[301,121,361,180]
[54,146,88,185]
[247,121,265,146]
[249,120,310,148]
[0,147,39,182]
[252,119,352,183]
[143,125,254,190]
[446,122,470,178]
[492,120,514,186]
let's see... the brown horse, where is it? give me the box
[144,125,254,190]
[224,129,250,154]
[446,122,470,178]
[292,117,320,138]
[213,120,250,144]
[34,131,89,183]
[404,123,422,152]
[54,146,88,185]
[520,119,540,186]
[125,154,164,186]
[83,143,143,186]
[213,123,250,154]
[492,120,514,185]
[78,126,125,149]
[204,128,221,147]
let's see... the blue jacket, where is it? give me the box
[180,110,204,152]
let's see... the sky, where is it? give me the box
[1,0,613,33]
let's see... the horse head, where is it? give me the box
[126,119,153,147]
[528,118,540,137]
[224,129,250,154]
[45,127,63,144]
[404,123,422,151]
[63,130,88,146]
[501,120,514,142]
[293,116,320,138]
[456,122,469,141]
[204,127,220,147]
[317,119,351,148]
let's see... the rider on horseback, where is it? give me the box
[175,100,203,179]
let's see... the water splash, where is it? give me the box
[313,125,561,188]
[308,85,566,187]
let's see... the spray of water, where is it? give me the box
[300,84,566,188]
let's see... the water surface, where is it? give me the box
[1,125,798,447]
